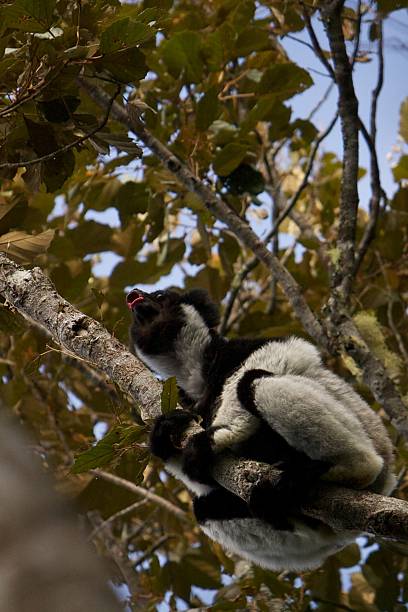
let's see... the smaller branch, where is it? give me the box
[271,114,338,231]
[351,0,363,67]
[220,116,335,333]
[88,500,147,542]
[0,85,120,170]
[307,81,335,121]
[354,21,386,275]
[301,2,336,79]
[134,535,173,569]
[90,469,189,523]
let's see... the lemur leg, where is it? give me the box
[238,371,383,490]
[193,488,251,523]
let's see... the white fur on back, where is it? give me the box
[201,517,355,571]
[174,304,211,399]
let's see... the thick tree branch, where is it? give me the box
[1,255,407,541]
[321,1,360,302]
[0,254,161,421]
[212,455,408,542]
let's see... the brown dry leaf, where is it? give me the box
[0,229,55,263]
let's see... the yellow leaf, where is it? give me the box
[0,229,55,264]
[354,310,402,382]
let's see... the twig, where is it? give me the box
[0,61,68,118]
[78,77,327,348]
[270,114,338,232]
[301,1,335,79]
[221,115,336,332]
[90,469,189,522]
[0,85,121,170]
[133,535,173,568]
[354,20,386,275]
[88,500,147,542]
[351,0,363,67]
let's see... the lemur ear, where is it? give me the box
[181,289,220,329]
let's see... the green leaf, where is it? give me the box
[96,132,143,156]
[391,187,408,211]
[209,120,239,146]
[393,155,408,181]
[196,87,220,132]
[2,0,56,33]
[100,18,154,53]
[67,221,112,257]
[213,143,247,176]
[72,425,146,474]
[161,31,203,82]
[161,377,179,414]
[110,257,158,288]
[146,195,165,242]
[258,64,313,98]
[241,96,291,133]
[234,26,271,56]
[400,97,408,143]
[377,0,408,14]
[115,182,150,227]
[222,164,265,195]
[72,429,119,473]
[95,47,148,84]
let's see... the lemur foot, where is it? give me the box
[149,410,196,461]
[249,459,331,531]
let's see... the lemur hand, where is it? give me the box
[149,410,197,461]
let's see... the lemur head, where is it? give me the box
[127,288,219,384]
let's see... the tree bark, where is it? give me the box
[1,253,407,543]
[0,413,119,612]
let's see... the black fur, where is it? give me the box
[182,429,217,485]
[133,289,331,529]
[149,410,196,461]
[236,369,275,418]
[180,289,220,328]
[193,488,251,523]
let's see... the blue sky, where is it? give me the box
[84,6,408,281]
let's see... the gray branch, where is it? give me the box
[77,76,327,349]
[213,455,408,542]
[1,255,408,543]
[0,253,161,421]
[321,1,360,302]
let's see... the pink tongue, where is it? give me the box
[128,296,144,310]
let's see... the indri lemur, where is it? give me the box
[127,287,395,571]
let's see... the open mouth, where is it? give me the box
[126,290,145,310]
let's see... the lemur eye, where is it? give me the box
[155,292,165,301]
